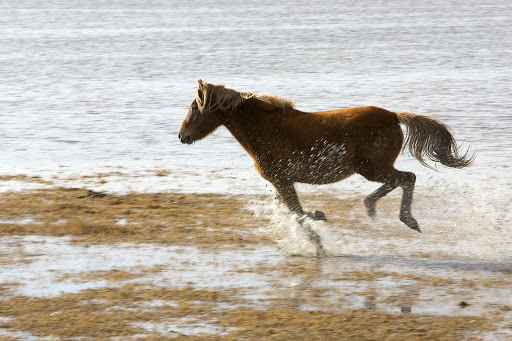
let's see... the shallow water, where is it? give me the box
[1,0,510,177]
[1,235,510,338]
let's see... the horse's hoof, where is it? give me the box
[401,215,421,233]
[299,211,327,222]
[410,225,421,233]
[313,210,327,221]
[315,246,327,257]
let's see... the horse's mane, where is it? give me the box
[196,81,295,113]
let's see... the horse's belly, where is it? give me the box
[292,163,355,184]
[290,141,355,184]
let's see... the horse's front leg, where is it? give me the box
[272,181,303,215]
[272,181,327,221]
[272,180,327,256]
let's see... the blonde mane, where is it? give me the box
[196,81,294,113]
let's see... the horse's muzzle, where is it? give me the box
[178,132,191,144]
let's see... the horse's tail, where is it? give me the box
[396,112,475,169]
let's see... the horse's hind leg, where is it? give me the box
[396,171,419,233]
[364,183,396,218]
[359,167,420,233]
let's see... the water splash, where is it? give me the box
[262,199,345,257]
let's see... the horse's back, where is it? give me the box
[314,106,398,125]
[313,106,403,166]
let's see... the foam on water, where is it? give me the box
[265,200,354,257]
[265,201,321,257]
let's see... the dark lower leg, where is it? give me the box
[359,165,420,232]
[398,172,420,233]
[364,184,396,218]
[272,181,327,221]
[272,181,304,216]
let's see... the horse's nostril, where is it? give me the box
[179,132,191,144]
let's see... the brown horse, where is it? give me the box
[179,80,474,233]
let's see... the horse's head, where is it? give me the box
[179,80,222,144]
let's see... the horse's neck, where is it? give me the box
[223,103,287,158]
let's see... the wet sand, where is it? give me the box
[0,178,511,340]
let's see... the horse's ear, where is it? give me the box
[196,80,206,107]
[198,79,206,91]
